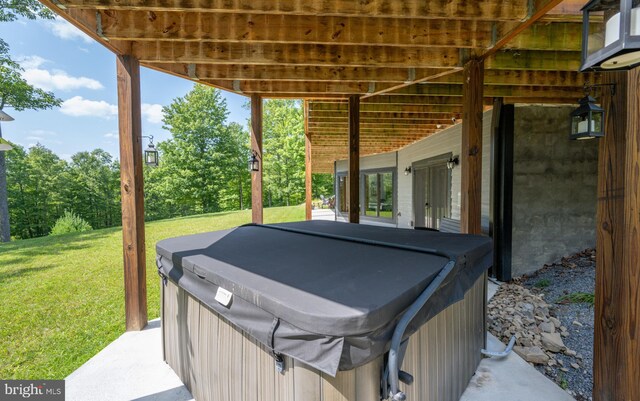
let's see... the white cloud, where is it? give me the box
[45,17,92,43]
[60,96,117,118]
[18,55,48,69]
[142,104,163,124]
[22,68,104,91]
[61,97,164,123]
[104,132,118,138]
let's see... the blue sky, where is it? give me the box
[0,15,250,161]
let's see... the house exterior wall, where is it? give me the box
[335,110,492,229]
[511,105,598,276]
[396,111,492,229]
[331,106,597,278]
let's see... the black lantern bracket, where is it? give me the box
[583,82,617,97]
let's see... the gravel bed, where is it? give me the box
[519,249,596,401]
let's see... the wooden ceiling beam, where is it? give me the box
[99,11,493,48]
[132,41,460,68]
[309,111,461,120]
[483,0,565,59]
[393,83,584,98]
[431,70,597,87]
[147,63,439,83]
[310,122,445,129]
[309,103,463,113]
[486,50,582,71]
[203,79,386,95]
[57,0,531,21]
[503,22,586,52]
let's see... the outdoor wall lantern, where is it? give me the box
[249,151,260,172]
[447,156,460,170]
[580,0,640,71]
[404,166,412,176]
[142,135,159,167]
[570,93,606,140]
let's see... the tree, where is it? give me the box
[312,173,334,200]
[63,149,121,229]
[262,99,305,207]
[151,84,247,216]
[0,4,60,241]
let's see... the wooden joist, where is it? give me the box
[149,64,441,83]
[56,0,533,21]
[132,42,461,68]
[100,11,496,48]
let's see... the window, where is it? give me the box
[336,169,395,221]
[364,171,394,219]
[338,175,348,213]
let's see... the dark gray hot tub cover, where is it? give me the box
[156,220,492,376]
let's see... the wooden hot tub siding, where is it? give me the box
[161,274,486,401]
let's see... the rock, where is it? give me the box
[560,331,569,338]
[558,359,564,366]
[550,317,562,327]
[559,326,568,332]
[513,346,527,360]
[576,354,583,360]
[541,332,566,353]
[539,321,555,333]
[565,349,577,357]
[572,320,583,327]
[571,363,580,369]
[523,346,550,364]
[560,367,569,373]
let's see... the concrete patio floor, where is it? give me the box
[66,212,574,400]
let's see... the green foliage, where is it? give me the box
[5,145,120,239]
[0,65,61,110]
[145,84,250,220]
[533,278,551,288]
[262,99,305,207]
[312,173,334,199]
[50,211,93,235]
[0,1,55,22]
[556,292,594,305]
[0,206,304,379]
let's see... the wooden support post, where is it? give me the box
[116,54,147,331]
[304,100,313,220]
[348,95,360,224]
[460,59,484,234]
[251,94,263,224]
[594,68,640,401]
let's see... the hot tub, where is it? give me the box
[157,220,491,401]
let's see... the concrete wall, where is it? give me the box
[511,105,598,276]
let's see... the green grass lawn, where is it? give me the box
[0,205,304,380]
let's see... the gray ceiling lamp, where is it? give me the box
[580,0,640,71]
[0,110,14,122]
